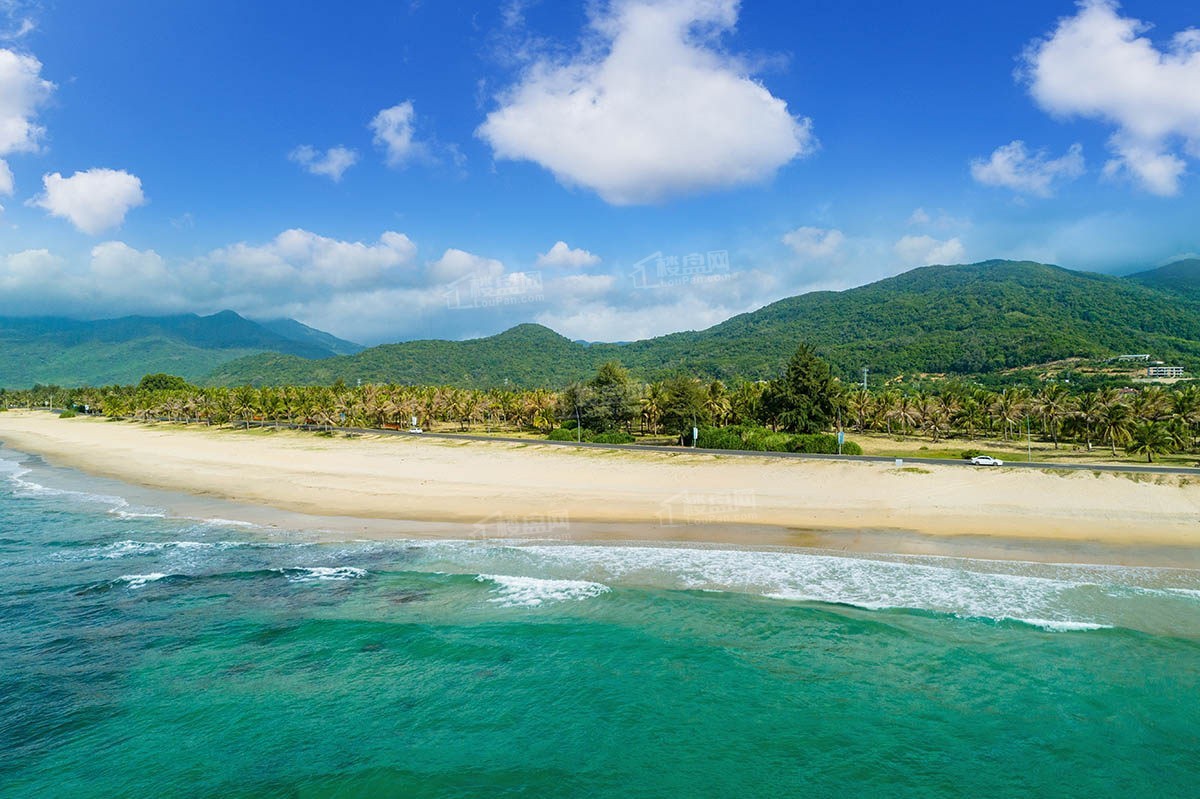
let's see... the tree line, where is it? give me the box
[4,343,1198,462]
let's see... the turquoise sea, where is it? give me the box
[2,445,1199,798]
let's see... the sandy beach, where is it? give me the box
[1,411,1199,557]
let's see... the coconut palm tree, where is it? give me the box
[1036,384,1074,449]
[991,388,1024,441]
[1074,391,1103,451]
[1098,400,1133,456]
[1126,421,1175,463]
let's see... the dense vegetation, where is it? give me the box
[1127,259,1200,301]
[9,343,1199,463]
[208,260,1200,388]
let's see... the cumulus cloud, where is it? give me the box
[370,101,426,167]
[477,0,814,204]
[0,48,53,156]
[207,229,417,296]
[970,140,1085,196]
[0,158,11,196]
[0,248,63,294]
[33,168,146,234]
[0,243,189,317]
[1022,0,1200,195]
[288,144,358,181]
[782,226,844,259]
[535,240,601,268]
[428,248,506,284]
[894,234,966,267]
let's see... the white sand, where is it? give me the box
[1,411,1198,549]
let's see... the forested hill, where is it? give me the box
[205,259,1200,388]
[0,311,358,388]
[1126,259,1200,301]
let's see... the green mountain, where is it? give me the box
[0,311,349,388]
[206,260,1200,388]
[1126,259,1200,301]
[205,324,586,388]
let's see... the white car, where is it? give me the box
[970,455,1003,466]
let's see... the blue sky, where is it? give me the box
[0,0,1197,343]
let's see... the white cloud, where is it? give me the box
[907,208,931,226]
[33,169,146,234]
[0,158,11,196]
[535,240,601,268]
[288,144,358,181]
[0,48,52,156]
[89,241,167,283]
[782,226,844,259]
[208,229,417,295]
[1022,0,1200,195]
[370,101,425,167]
[477,0,814,204]
[894,234,966,267]
[535,294,740,342]
[970,140,1084,197]
[428,248,505,284]
[0,248,62,291]
[0,243,189,317]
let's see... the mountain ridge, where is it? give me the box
[205,259,1200,388]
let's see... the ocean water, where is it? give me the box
[1,447,1199,798]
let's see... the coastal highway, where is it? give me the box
[320,424,1200,477]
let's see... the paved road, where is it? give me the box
[323,424,1200,476]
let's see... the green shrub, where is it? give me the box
[57,409,78,419]
[696,424,860,455]
[588,431,635,444]
[961,448,985,460]
[548,427,585,441]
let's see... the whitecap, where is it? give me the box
[117,573,169,589]
[476,574,610,607]
[1010,618,1112,632]
[277,566,368,583]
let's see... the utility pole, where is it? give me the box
[862,367,869,392]
[1026,417,1033,462]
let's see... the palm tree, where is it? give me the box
[1126,421,1175,463]
[1098,400,1133,456]
[704,380,732,427]
[640,382,667,435]
[991,388,1024,441]
[1036,385,1074,449]
[1074,391,1103,451]
[848,389,873,432]
[1130,386,1170,423]
[1171,385,1200,450]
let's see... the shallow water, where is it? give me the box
[1,447,1198,798]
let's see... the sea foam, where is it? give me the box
[116,572,170,589]
[476,574,611,607]
[419,542,1200,631]
[275,566,368,583]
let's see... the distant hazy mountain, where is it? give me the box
[255,318,364,356]
[1125,258,1200,301]
[206,260,1200,388]
[0,311,350,388]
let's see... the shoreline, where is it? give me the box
[1,411,1199,566]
